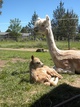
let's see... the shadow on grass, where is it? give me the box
[11,70,30,83]
[30,83,80,107]
[11,70,29,76]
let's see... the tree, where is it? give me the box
[78,25,80,33]
[21,26,29,33]
[0,0,3,14]
[8,18,22,33]
[57,10,78,40]
[30,11,38,28]
[28,11,38,32]
[6,29,11,32]
[51,1,65,40]
[53,1,65,20]
[21,11,38,40]
[59,10,78,49]
[21,11,38,33]
[52,1,78,42]
[8,18,22,41]
[30,11,38,40]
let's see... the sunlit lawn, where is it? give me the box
[0,41,80,107]
[0,50,53,106]
[0,40,80,49]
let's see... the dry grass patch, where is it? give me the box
[11,58,26,63]
[0,60,8,68]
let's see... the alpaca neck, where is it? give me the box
[46,26,59,56]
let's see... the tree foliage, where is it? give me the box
[27,11,38,32]
[21,26,29,33]
[52,1,78,40]
[30,11,38,40]
[8,18,22,41]
[78,25,80,33]
[21,11,38,33]
[8,18,22,33]
[51,1,65,40]
[21,11,38,40]
[31,11,38,27]
[60,10,78,39]
[53,1,65,20]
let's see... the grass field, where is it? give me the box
[0,41,80,107]
[0,40,80,49]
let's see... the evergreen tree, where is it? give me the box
[52,1,78,41]
[8,18,22,33]
[52,1,65,40]
[28,11,38,29]
[21,26,29,33]
[8,18,22,41]
[59,10,78,40]
[21,11,38,40]
[78,25,80,33]
[21,11,38,33]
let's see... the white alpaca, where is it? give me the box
[34,15,80,74]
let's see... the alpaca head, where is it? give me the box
[30,55,44,69]
[34,15,51,34]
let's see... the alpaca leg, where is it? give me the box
[53,66,75,74]
[50,77,58,86]
[44,82,50,86]
[47,68,63,79]
[52,69,63,79]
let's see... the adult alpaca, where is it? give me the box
[34,15,80,74]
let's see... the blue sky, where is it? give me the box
[0,0,80,32]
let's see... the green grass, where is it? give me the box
[56,41,80,49]
[0,50,54,106]
[0,40,80,49]
[0,41,48,49]
[0,41,80,107]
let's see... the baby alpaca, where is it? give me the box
[29,55,63,86]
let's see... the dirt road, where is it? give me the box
[0,48,37,51]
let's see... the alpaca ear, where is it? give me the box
[31,55,34,60]
[46,15,50,21]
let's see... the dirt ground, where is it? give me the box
[0,48,38,51]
